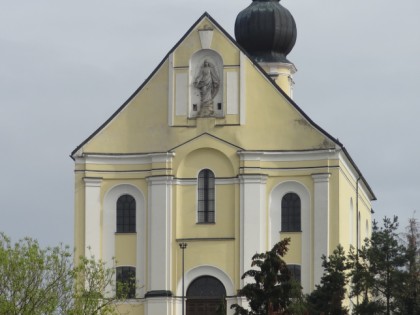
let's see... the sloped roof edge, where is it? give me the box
[69,12,375,199]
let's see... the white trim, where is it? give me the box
[147,176,173,293]
[312,173,331,287]
[176,265,235,296]
[103,184,146,298]
[239,174,267,286]
[239,52,246,125]
[198,28,214,49]
[227,71,239,115]
[83,177,102,259]
[269,181,311,293]
[168,53,174,126]
[174,178,238,186]
[175,72,188,116]
[75,152,175,165]
[238,149,338,162]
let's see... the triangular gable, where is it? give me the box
[71,12,338,158]
[70,12,374,200]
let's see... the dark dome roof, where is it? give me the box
[235,0,297,63]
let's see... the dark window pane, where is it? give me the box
[116,266,136,299]
[197,169,215,223]
[281,193,301,232]
[116,195,136,233]
[287,264,301,284]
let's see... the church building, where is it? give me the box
[71,1,375,314]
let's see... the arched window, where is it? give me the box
[187,276,226,314]
[116,266,136,299]
[287,264,301,284]
[281,193,301,232]
[198,169,215,223]
[116,194,136,233]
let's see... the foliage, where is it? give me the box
[231,238,303,315]
[348,216,408,315]
[395,216,420,315]
[0,233,73,315]
[306,245,349,315]
[0,233,131,315]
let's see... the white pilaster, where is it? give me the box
[83,177,102,258]
[145,297,174,315]
[239,174,267,285]
[312,173,331,286]
[147,176,173,295]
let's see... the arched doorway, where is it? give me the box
[186,276,226,315]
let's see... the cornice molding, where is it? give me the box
[75,152,175,165]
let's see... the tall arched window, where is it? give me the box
[198,169,215,223]
[116,266,136,299]
[116,194,136,233]
[281,193,301,232]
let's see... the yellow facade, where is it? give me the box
[72,13,374,315]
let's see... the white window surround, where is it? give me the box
[103,184,146,298]
[176,265,235,297]
[269,181,311,294]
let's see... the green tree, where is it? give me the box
[306,245,349,315]
[0,233,132,315]
[348,216,407,315]
[231,238,304,315]
[395,216,420,315]
[0,233,73,315]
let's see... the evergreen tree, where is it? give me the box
[306,245,349,315]
[231,238,305,315]
[395,217,420,314]
[348,216,407,315]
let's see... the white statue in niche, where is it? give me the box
[193,59,220,117]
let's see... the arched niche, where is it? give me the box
[190,49,224,118]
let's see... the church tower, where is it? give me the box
[235,0,297,97]
[72,1,374,314]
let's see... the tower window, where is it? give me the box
[281,193,301,232]
[116,266,136,299]
[197,169,215,223]
[116,194,136,233]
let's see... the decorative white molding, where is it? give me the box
[75,152,175,165]
[198,28,214,49]
[238,149,338,163]
[83,177,102,259]
[147,176,174,293]
[168,53,174,126]
[227,71,239,115]
[240,52,246,125]
[269,181,311,293]
[239,174,268,286]
[312,173,331,287]
[177,265,235,296]
[175,73,188,116]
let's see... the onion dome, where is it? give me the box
[235,0,297,63]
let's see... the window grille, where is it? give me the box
[197,169,215,223]
[281,193,301,232]
[116,194,136,233]
[116,266,136,299]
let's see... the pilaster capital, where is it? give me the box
[312,173,331,183]
[146,175,174,185]
[239,174,268,184]
[83,177,102,187]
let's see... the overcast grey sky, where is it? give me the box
[0,0,419,246]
